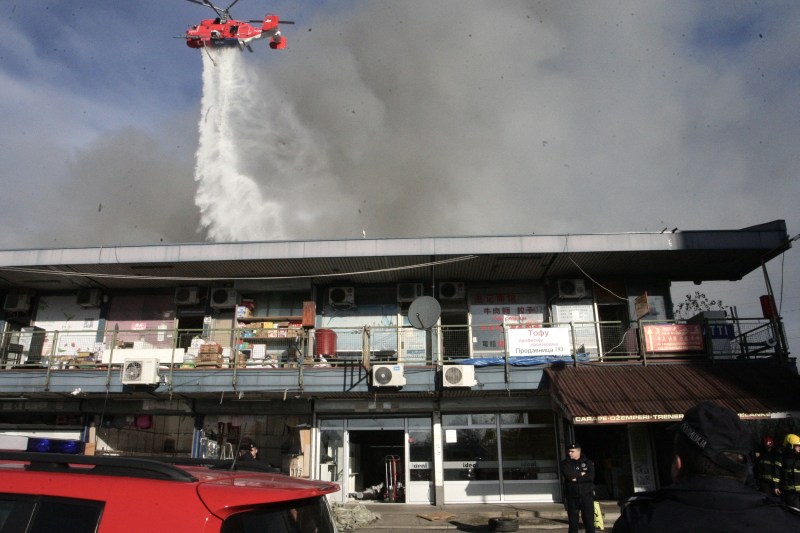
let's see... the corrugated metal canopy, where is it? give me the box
[0,220,791,291]
[545,361,800,424]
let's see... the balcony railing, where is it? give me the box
[0,317,785,372]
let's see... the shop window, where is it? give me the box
[409,428,433,482]
[442,414,468,426]
[347,418,404,429]
[319,419,344,430]
[407,417,430,428]
[318,430,344,485]
[443,428,499,481]
[470,413,496,425]
[500,427,558,480]
[500,413,525,425]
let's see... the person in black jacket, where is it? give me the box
[754,435,780,495]
[613,402,800,532]
[560,441,595,533]
[776,433,800,507]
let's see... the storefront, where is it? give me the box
[315,409,560,505]
[317,416,433,504]
[546,361,800,498]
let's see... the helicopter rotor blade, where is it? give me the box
[249,19,294,24]
[226,0,242,12]
[200,0,225,19]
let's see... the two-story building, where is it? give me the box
[1,220,798,505]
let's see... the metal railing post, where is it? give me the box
[105,328,119,387]
[361,326,370,368]
[569,322,578,367]
[638,319,647,366]
[44,330,59,391]
[167,326,179,395]
[503,323,510,384]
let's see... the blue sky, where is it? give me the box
[1,1,798,348]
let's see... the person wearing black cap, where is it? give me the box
[612,401,800,532]
[560,441,596,533]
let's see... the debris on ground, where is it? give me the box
[333,503,381,531]
[417,510,457,521]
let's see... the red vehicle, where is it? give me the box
[184,0,292,51]
[0,438,339,533]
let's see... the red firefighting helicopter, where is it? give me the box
[184,0,293,51]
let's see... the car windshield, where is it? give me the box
[220,496,336,533]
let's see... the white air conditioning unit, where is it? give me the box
[558,279,586,299]
[442,364,477,387]
[3,292,31,312]
[371,363,406,387]
[438,281,465,300]
[397,283,424,303]
[329,287,355,308]
[175,287,200,305]
[121,358,160,385]
[76,288,102,308]
[210,288,237,308]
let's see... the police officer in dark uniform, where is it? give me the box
[560,441,595,533]
[613,402,800,532]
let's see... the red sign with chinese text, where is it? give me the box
[643,324,704,352]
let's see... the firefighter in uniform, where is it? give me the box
[775,433,800,508]
[754,435,780,495]
[613,402,800,532]
[560,442,595,533]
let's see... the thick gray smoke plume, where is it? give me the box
[5,2,800,247]
[190,2,800,242]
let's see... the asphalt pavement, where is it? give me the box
[336,500,621,532]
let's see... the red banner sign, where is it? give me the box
[643,324,704,353]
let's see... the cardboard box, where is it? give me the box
[197,353,223,365]
[302,301,316,328]
[236,306,253,318]
[199,343,223,355]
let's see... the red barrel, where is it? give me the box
[314,329,337,357]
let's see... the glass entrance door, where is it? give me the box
[316,416,433,504]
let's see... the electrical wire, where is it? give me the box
[0,255,478,282]
[566,256,628,302]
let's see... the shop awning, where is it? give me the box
[544,361,800,425]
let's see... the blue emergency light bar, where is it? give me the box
[26,437,85,454]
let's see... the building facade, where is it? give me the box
[1,220,798,505]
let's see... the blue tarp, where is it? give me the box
[454,354,590,367]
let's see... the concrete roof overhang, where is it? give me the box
[0,220,791,291]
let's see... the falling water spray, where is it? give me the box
[193,48,287,241]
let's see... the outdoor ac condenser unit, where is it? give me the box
[121,358,160,385]
[329,287,355,308]
[3,292,31,312]
[371,364,406,387]
[76,289,102,308]
[557,279,586,299]
[438,282,465,300]
[210,288,237,308]
[442,364,477,387]
[175,287,200,306]
[397,283,424,303]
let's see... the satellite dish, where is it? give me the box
[407,296,441,330]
